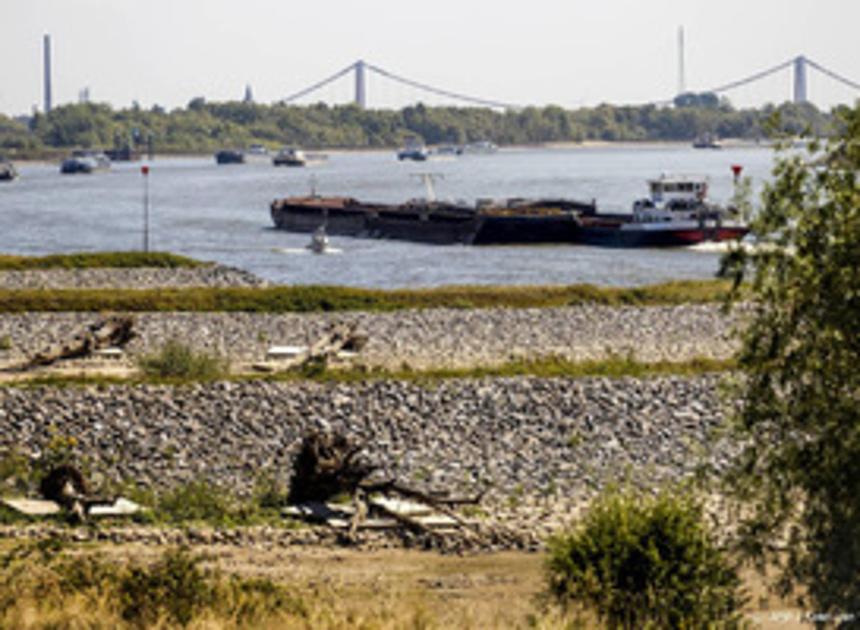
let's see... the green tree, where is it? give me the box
[546,487,745,629]
[722,105,860,614]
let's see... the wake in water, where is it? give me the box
[271,247,343,255]
[687,241,733,254]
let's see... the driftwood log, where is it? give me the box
[287,430,488,542]
[287,430,376,504]
[11,315,135,372]
[39,464,91,522]
[254,322,368,372]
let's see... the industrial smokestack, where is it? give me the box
[677,26,686,96]
[43,34,52,113]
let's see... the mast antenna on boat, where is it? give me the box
[410,172,444,201]
[309,174,318,197]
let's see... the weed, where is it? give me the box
[0,251,204,271]
[137,339,228,380]
[0,336,10,351]
[0,279,736,314]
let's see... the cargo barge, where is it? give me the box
[270,196,589,245]
[270,174,747,248]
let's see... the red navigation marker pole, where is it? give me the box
[141,165,150,252]
[731,164,743,183]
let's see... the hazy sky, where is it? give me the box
[2,0,859,115]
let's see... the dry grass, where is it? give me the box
[0,540,807,629]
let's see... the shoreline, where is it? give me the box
[5,138,773,164]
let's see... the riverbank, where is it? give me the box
[0,303,740,371]
[0,262,743,548]
[0,374,733,543]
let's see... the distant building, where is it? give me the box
[243,84,254,103]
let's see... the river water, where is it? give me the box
[0,145,774,288]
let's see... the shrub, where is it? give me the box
[137,339,228,379]
[0,544,301,628]
[546,487,745,629]
[152,481,236,526]
[119,548,215,627]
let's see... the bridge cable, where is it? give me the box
[705,59,795,94]
[365,62,520,110]
[806,59,860,92]
[282,63,357,103]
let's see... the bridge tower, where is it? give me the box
[793,55,808,104]
[355,60,367,109]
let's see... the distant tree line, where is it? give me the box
[0,93,846,156]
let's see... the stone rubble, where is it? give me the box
[0,265,266,290]
[0,375,737,543]
[0,304,742,370]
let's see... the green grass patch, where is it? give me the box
[138,480,291,528]
[0,355,736,390]
[267,355,736,384]
[0,251,205,271]
[0,279,735,313]
[137,339,229,380]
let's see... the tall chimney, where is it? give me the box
[677,26,686,95]
[43,34,52,113]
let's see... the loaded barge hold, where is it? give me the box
[270,196,594,245]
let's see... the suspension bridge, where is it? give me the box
[281,56,860,110]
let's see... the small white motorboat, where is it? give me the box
[307,225,329,254]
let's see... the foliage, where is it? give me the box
[134,478,295,527]
[0,99,842,158]
[137,339,228,380]
[545,487,745,629]
[721,106,860,612]
[674,92,723,109]
[0,251,205,271]
[0,279,734,314]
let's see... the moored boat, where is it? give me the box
[60,150,110,174]
[461,140,498,154]
[575,174,748,247]
[273,147,307,167]
[397,136,429,161]
[215,149,245,165]
[692,133,722,149]
[0,156,18,181]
